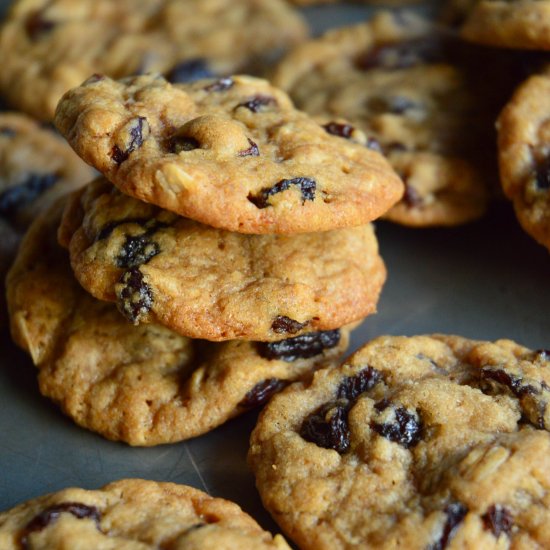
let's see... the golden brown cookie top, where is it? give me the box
[0,0,307,121]
[273,11,490,227]
[58,178,386,341]
[54,73,403,233]
[7,199,351,445]
[249,334,550,550]
[0,479,291,549]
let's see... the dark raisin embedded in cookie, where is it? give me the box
[271,316,308,335]
[428,502,468,550]
[482,504,513,538]
[111,117,149,164]
[115,268,154,324]
[237,138,260,157]
[239,379,286,409]
[25,10,55,41]
[204,77,234,92]
[300,401,351,454]
[235,95,277,113]
[371,400,422,448]
[323,122,354,139]
[248,177,316,209]
[166,59,215,84]
[403,184,424,208]
[258,329,340,362]
[336,366,382,401]
[357,38,441,71]
[0,173,59,218]
[20,502,101,548]
[116,234,160,269]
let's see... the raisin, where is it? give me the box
[20,502,100,549]
[116,234,160,269]
[237,138,260,157]
[366,137,383,153]
[534,157,550,190]
[372,401,422,448]
[533,349,550,361]
[482,505,513,538]
[271,316,308,335]
[116,268,153,324]
[428,502,468,550]
[169,136,200,153]
[235,96,277,113]
[239,379,286,409]
[357,38,442,71]
[403,184,424,208]
[111,117,148,164]
[0,127,16,137]
[25,10,55,40]
[323,122,354,139]
[337,366,383,401]
[204,77,234,92]
[480,368,549,429]
[166,58,215,83]
[248,177,316,209]
[0,173,58,218]
[368,95,420,115]
[96,217,151,240]
[300,401,350,454]
[258,329,340,362]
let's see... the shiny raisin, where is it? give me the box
[204,77,234,92]
[116,268,153,324]
[116,234,160,269]
[403,184,424,207]
[428,502,468,550]
[239,379,286,409]
[237,138,260,157]
[323,122,354,139]
[482,505,513,538]
[248,177,316,209]
[112,117,148,164]
[271,316,308,335]
[300,401,350,454]
[236,96,277,113]
[20,502,100,549]
[372,400,422,448]
[257,329,340,362]
[166,59,214,83]
[336,366,383,401]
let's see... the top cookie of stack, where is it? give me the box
[54,73,403,234]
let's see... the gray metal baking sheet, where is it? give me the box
[1,0,550,542]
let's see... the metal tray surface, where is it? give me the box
[1,0,550,541]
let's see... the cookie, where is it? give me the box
[497,72,550,251]
[54,73,403,234]
[0,112,93,326]
[456,0,550,50]
[0,0,307,121]
[249,334,550,549]
[272,11,490,227]
[58,178,386,341]
[7,199,351,445]
[0,478,290,549]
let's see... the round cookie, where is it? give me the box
[54,73,403,234]
[7,199,352,445]
[456,0,550,50]
[272,11,490,227]
[0,111,93,327]
[0,0,307,121]
[58,178,386,341]
[497,72,550,251]
[0,478,290,549]
[249,334,550,550]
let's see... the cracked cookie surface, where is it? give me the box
[497,72,550,251]
[7,199,351,445]
[58,178,385,341]
[0,478,290,549]
[249,334,550,550]
[273,11,490,227]
[54,73,403,234]
[0,0,307,121]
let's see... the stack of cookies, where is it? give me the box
[7,72,404,446]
